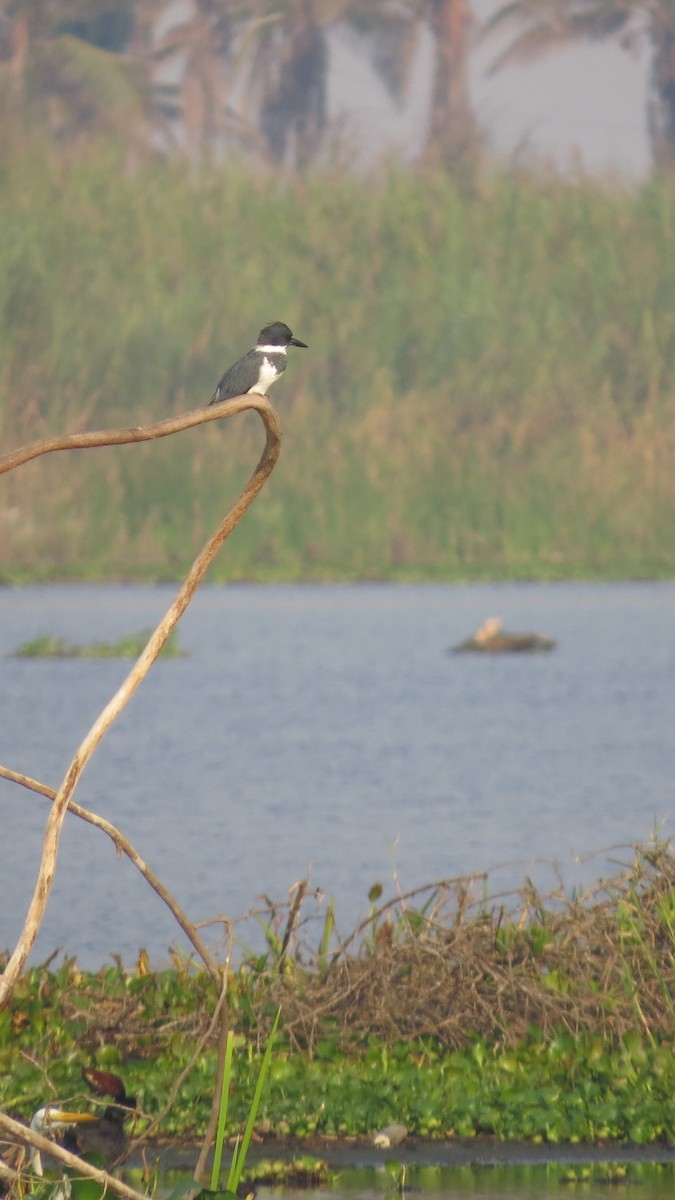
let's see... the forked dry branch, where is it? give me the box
[0,765,223,985]
[0,394,282,1186]
[0,395,280,1006]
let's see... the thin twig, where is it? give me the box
[0,764,222,988]
[329,871,488,963]
[128,964,231,1155]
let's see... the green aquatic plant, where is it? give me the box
[612,847,675,1043]
[14,629,185,659]
[560,1162,638,1185]
[1,847,673,1146]
[240,1156,329,1187]
[207,1010,280,1198]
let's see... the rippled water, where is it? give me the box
[273,1162,674,1200]
[1,581,673,968]
[140,1158,675,1200]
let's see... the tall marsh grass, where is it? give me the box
[2,138,675,580]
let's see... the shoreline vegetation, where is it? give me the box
[2,844,673,1148]
[3,140,675,585]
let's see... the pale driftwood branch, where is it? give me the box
[0,397,261,475]
[0,1158,19,1186]
[0,764,222,988]
[127,942,232,1156]
[0,395,281,1011]
[0,1112,148,1200]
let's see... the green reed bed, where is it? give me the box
[1,844,672,1144]
[2,140,675,580]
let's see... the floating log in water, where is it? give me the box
[451,617,556,655]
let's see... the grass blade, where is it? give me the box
[210,1030,235,1191]
[226,1009,281,1194]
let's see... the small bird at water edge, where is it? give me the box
[210,321,308,404]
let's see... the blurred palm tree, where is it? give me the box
[0,0,161,148]
[258,0,328,167]
[421,0,480,167]
[149,0,268,168]
[232,0,329,168]
[172,0,476,170]
[352,0,482,170]
[0,0,483,170]
[148,0,327,168]
[482,0,675,169]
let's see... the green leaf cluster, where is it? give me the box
[1,993,672,1144]
[1,850,672,1145]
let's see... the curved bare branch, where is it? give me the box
[0,764,223,987]
[0,395,281,1010]
[0,395,270,475]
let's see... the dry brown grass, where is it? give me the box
[269,843,674,1051]
[3,844,671,1063]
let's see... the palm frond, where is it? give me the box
[365,14,424,103]
[482,0,635,73]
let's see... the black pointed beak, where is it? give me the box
[289,337,308,348]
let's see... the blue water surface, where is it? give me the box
[1,581,673,967]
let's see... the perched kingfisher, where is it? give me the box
[210,321,308,404]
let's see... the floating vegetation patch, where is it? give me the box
[241,1156,331,1187]
[560,1162,646,1185]
[13,629,185,659]
[0,844,672,1144]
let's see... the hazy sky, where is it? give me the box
[328,2,652,177]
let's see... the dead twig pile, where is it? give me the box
[268,843,675,1050]
[4,843,671,1062]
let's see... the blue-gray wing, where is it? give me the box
[211,352,257,403]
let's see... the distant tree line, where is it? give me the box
[0,0,673,172]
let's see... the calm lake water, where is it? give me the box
[141,1159,675,1200]
[1,582,674,968]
